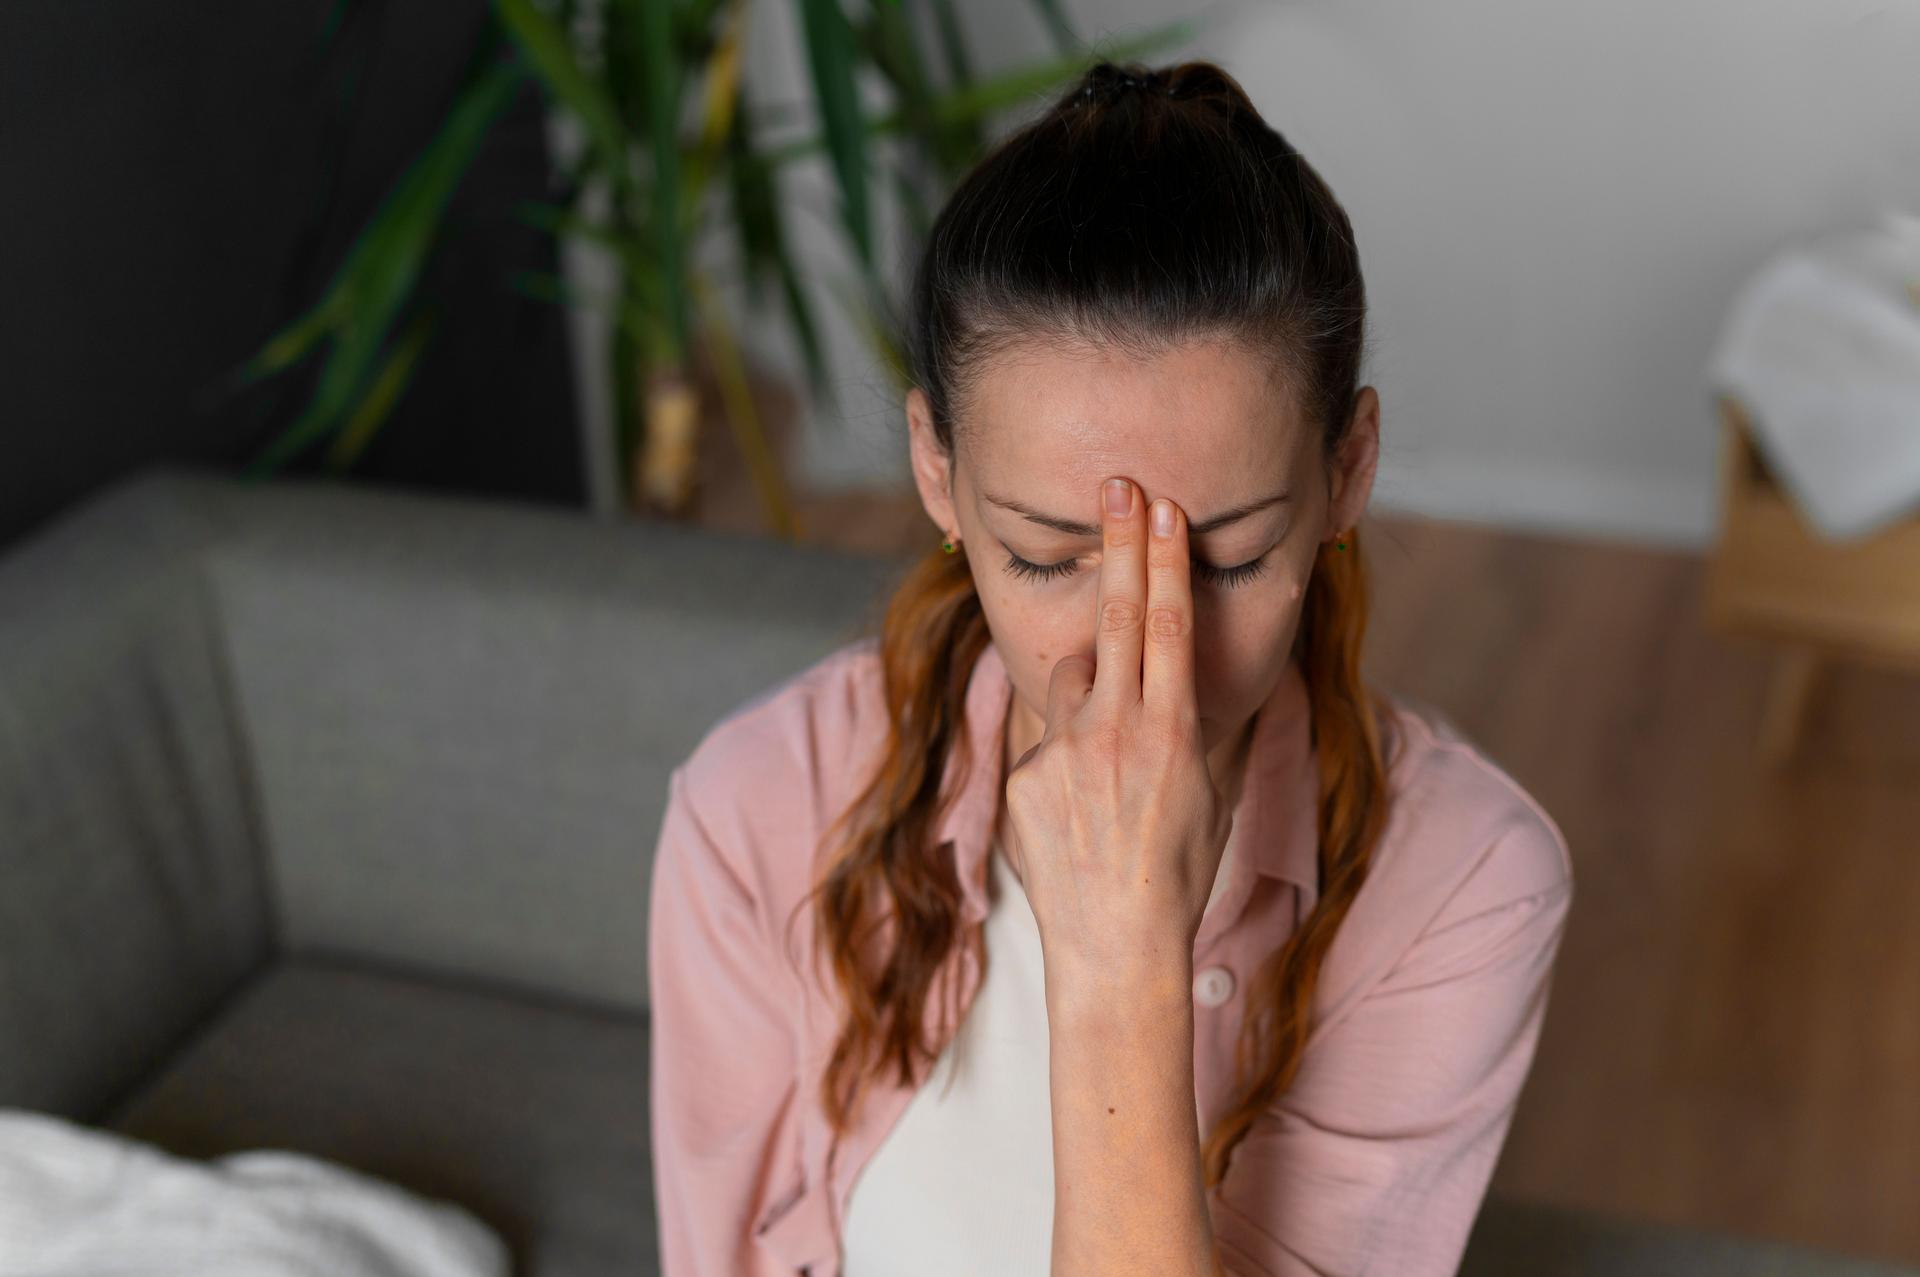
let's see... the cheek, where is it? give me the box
[972,575,1076,662]
[1195,577,1306,670]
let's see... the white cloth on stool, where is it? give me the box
[1707,209,1920,542]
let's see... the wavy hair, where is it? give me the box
[782,57,1394,1187]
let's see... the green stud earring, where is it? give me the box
[942,538,958,554]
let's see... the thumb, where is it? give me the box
[1043,651,1095,733]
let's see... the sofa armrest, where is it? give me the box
[0,466,274,1119]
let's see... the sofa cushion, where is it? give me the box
[98,954,657,1277]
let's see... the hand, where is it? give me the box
[1000,476,1235,1003]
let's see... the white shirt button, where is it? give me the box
[1193,966,1235,1008]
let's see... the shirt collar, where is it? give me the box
[936,637,1322,945]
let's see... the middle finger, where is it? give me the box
[1094,476,1147,712]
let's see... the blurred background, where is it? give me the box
[3,1,1918,1275]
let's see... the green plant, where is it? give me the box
[227,0,1199,532]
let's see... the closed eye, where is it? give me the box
[1001,549,1271,589]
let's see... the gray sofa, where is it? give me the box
[0,463,904,1275]
[2,464,1910,1277]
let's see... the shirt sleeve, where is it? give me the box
[648,760,807,1277]
[1206,820,1574,1277]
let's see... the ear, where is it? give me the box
[1325,385,1380,543]
[907,386,962,542]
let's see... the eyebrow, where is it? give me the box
[980,488,1292,537]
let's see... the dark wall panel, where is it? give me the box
[0,1,585,551]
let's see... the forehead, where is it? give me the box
[959,335,1309,505]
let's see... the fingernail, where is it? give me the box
[1151,499,1174,536]
[1104,478,1132,517]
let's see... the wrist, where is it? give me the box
[1043,947,1194,1030]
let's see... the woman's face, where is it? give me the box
[907,335,1379,756]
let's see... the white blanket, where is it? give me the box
[1707,209,1920,543]
[0,1109,508,1277]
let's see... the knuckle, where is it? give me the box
[1006,762,1053,809]
[1145,604,1189,642]
[1005,767,1036,802]
[1149,707,1197,752]
[1088,718,1127,758]
[1068,713,1117,753]
[1100,597,1143,633]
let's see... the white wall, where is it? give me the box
[739,0,1918,551]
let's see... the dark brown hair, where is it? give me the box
[784,58,1393,1187]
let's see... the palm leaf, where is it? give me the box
[325,306,438,468]
[926,0,974,87]
[496,0,630,184]
[632,0,691,360]
[797,0,873,268]
[761,16,1199,168]
[682,0,747,217]
[513,198,668,313]
[242,47,522,475]
[724,92,834,409]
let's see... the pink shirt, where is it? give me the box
[648,635,1574,1277]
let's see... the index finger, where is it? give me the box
[1093,476,1148,713]
[1142,496,1197,725]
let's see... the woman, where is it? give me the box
[648,59,1574,1277]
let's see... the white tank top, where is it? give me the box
[840,834,1236,1276]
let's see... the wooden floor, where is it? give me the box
[1360,515,1920,1269]
[664,403,1920,1267]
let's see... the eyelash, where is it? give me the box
[1001,549,1272,589]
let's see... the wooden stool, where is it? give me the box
[1703,395,1920,767]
